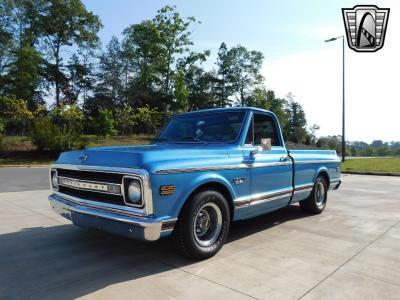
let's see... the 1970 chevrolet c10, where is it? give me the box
[49,107,341,259]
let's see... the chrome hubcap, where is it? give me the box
[194,202,222,247]
[315,181,325,205]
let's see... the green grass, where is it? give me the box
[342,158,400,174]
[2,136,399,172]
[85,135,154,148]
[0,135,154,166]
[1,135,35,151]
[0,157,55,166]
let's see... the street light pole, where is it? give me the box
[325,35,346,162]
[342,36,345,162]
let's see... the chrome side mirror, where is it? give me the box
[261,138,272,151]
[250,138,272,157]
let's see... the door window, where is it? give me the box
[245,113,280,146]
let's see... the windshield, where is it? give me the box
[157,111,246,143]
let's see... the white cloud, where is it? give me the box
[262,3,400,143]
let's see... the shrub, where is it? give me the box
[31,116,87,152]
[50,105,84,133]
[114,104,136,135]
[0,95,33,136]
[92,108,117,137]
[134,105,164,134]
[0,119,4,150]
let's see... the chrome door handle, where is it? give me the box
[279,156,291,162]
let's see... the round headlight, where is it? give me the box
[51,172,58,189]
[127,180,142,204]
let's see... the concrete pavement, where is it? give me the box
[0,174,399,299]
[0,167,49,192]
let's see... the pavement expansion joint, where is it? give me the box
[297,218,400,299]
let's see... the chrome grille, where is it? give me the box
[58,186,124,205]
[56,168,123,183]
[54,168,128,206]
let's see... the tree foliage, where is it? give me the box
[40,0,102,106]
[225,45,264,106]
[114,104,136,135]
[91,108,117,137]
[31,105,87,151]
[2,2,395,153]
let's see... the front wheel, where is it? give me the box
[299,175,328,214]
[174,190,230,260]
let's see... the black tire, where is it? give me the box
[174,189,230,260]
[299,175,328,214]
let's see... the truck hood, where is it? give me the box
[55,144,242,172]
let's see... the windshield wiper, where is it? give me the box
[153,137,168,143]
[180,137,205,143]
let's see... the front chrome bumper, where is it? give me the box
[49,193,176,241]
[330,179,341,190]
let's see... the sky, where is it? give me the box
[83,0,399,143]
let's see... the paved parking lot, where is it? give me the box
[0,171,399,299]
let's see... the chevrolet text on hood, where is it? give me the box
[49,107,341,259]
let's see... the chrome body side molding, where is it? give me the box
[294,160,341,165]
[235,189,293,208]
[154,161,292,175]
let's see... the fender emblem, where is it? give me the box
[233,177,245,185]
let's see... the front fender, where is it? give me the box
[171,172,237,215]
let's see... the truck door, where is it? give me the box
[242,112,293,217]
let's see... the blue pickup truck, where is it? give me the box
[49,107,341,259]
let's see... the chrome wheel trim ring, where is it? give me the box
[193,202,222,247]
[315,181,325,205]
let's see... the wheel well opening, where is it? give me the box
[186,182,234,220]
[319,171,330,188]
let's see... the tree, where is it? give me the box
[185,67,215,110]
[122,6,198,110]
[134,105,164,134]
[173,70,189,112]
[40,0,102,107]
[122,20,164,97]
[0,118,4,148]
[32,105,87,151]
[265,91,289,129]
[0,95,33,135]
[7,44,44,109]
[284,93,307,143]
[214,42,234,107]
[154,6,197,101]
[65,52,93,105]
[0,0,14,81]
[307,124,320,146]
[114,104,136,135]
[317,135,341,151]
[176,50,214,110]
[92,108,116,137]
[95,36,125,105]
[371,140,384,148]
[225,45,264,106]
[248,88,289,134]
[1,0,46,108]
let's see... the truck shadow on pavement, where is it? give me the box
[1,205,309,299]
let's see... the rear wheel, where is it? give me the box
[174,190,230,260]
[299,175,328,214]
